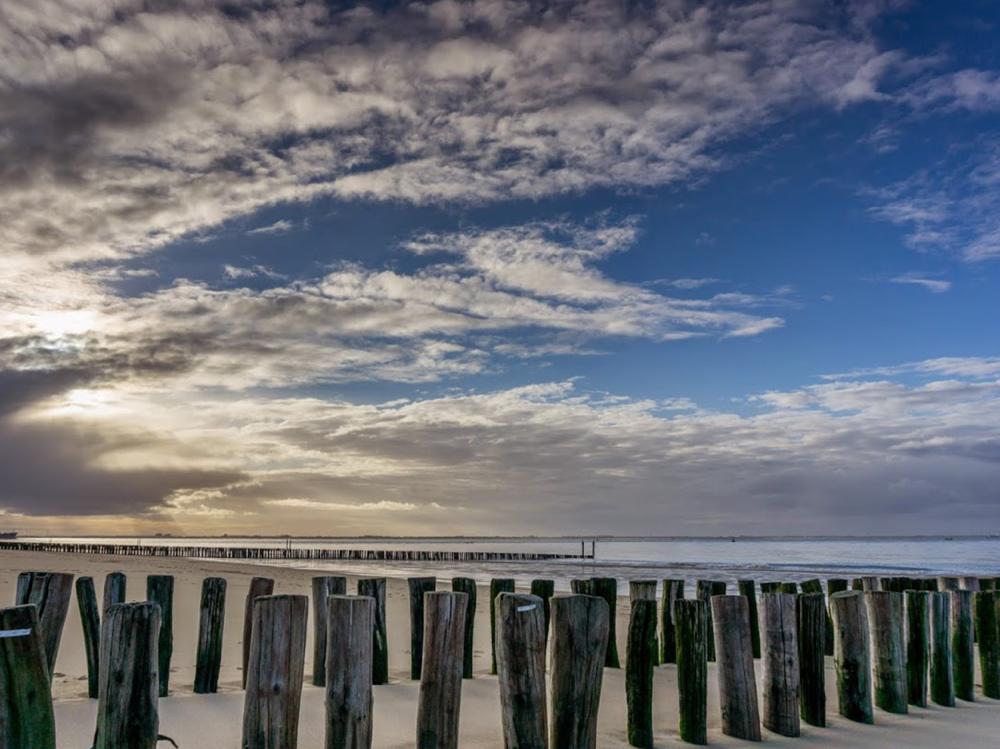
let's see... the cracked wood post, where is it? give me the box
[76,576,101,699]
[15,571,74,678]
[696,580,725,662]
[830,591,873,724]
[410,577,437,680]
[711,595,761,741]
[866,591,907,714]
[194,576,227,694]
[737,580,761,659]
[929,591,955,706]
[660,579,684,664]
[951,589,974,701]
[312,576,347,687]
[975,590,1000,698]
[760,592,799,737]
[242,594,308,749]
[242,577,275,689]
[626,598,656,748]
[325,595,374,749]
[495,593,547,749]
[0,604,56,749]
[145,575,174,697]
[490,578,515,675]
[102,572,126,617]
[825,579,848,656]
[549,594,608,749]
[797,592,825,727]
[417,591,468,749]
[357,578,388,685]
[451,577,477,679]
[95,602,160,749]
[674,599,707,745]
[629,580,658,667]
[530,579,554,640]
[906,590,930,707]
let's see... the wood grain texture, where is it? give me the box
[451,577,477,680]
[905,590,930,707]
[102,572,126,617]
[15,571,74,678]
[929,591,955,707]
[529,580,554,639]
[797,593,826,727]
[759,592,799,737]
[356,578,388,685]
[625,598,656,748]
[325,595,374,749]
[145,575,174,697]
[865,591,907,714]
[76,576,101,699]
[660,579,684,665]
[495,593,547,749]
[409,577,437,681]
[975,591,1000,698]
[417,591,467,749]
[312,576,347,687]
[950,589,974,701]
[489,578,515,675]
[737,580,760,660]
[194,576,227,694]
[711,595,760,741]
[830,591,873,724]
[0,605,56,749]
[242,577,275,689]
[674,599,707,745]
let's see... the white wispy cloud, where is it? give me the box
[247,219,295,236]
[889,273,952,293]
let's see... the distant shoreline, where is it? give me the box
[14,533,1000,542]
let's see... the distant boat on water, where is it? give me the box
[0,531,17,539]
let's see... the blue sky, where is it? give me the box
[2,0,1000,535]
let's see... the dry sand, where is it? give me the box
[2,550,998,747]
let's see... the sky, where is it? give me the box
[2,0,1000,537]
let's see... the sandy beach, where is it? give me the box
[3,549,998,748]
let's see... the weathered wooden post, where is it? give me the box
[629,580,658,669]
[242,595,308,749]
[95,602,160,749]
[589,578,620,669]
[712,595,760,741]
[660,579,684,664]
[570,579,592,595]
[325,595,374,749]
[15,571,74,677]
[495,593,547,749]
[929,591,954,706]
[758,592,799,737]
[736,580,761,659]
[549,594,608,749]
[76,576,101,698]
[974,590,999,698]
[696,580,725,662]
[194,576,227,694]
[530,579,555,637]
[451,577,477,679]
[866,591,907,714]
[242,576,275,689]
[937,577,960,592]
[779,582,798,595]
[410,577,437,680]
[0,605,56,748]
[312,576,347,687]
[102,572,126,617]
[145,575,173,697]
[490,578,515,675]
[830,591,873,724]
[626,598,656,747]
[797,592,825,727]
[905,590,930,707]
[825,579,848,656]
[674,599,707,745]
[357,578,388,685]
[951,589,974,701]
[417,591,468,749]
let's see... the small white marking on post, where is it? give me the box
[0,628,32,638]
[517,604,537,613]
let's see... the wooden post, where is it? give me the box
[975,591,999,698]
[0,605,56,748]
[145,575,173,697]
[629,580,658,667]
[417,591,467,749]
[242,595,308,749]
[825,579,848,656]
[490,578,515,675]
[797,592,825,727]
[242,576,275,689]
[570,579,592,595]
[410,577,437,680]
[711,595,760,741]
[696,580,724,662]
[451,577,477,679]
[102,571,126,616]
[937,577,960,592]
[737,580,760,659]
[325,595,374,749]
[549,594,608,749]
[194,576,227,694]
[660,579,684,664]
[15,571,74,677]
[930,591,955,706]
[674,599,707,745]
[357,578,388,685]
[76,576,101,699]
[758,592,799,737]
[589,578,620,669]
[951,589,974,701]
[866,591,907,714]
[495,593,547,749]
[530,579,555,637]
[905,590,930,707]
[625,598,656,748]
[830,591,873,724]
[95,602,160,749]
[780,582,798,595]
[312,576,347,687]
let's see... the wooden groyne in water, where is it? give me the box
[0,540,586,562]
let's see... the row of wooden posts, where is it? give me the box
[1,571,998,747]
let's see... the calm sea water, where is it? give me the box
[22,536,1000,593]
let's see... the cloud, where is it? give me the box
[264,498,421,512]
[247,219,294,236]
[823,357,1000,381]
[889,273,951,293]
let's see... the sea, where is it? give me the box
[21,536,1000,593]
